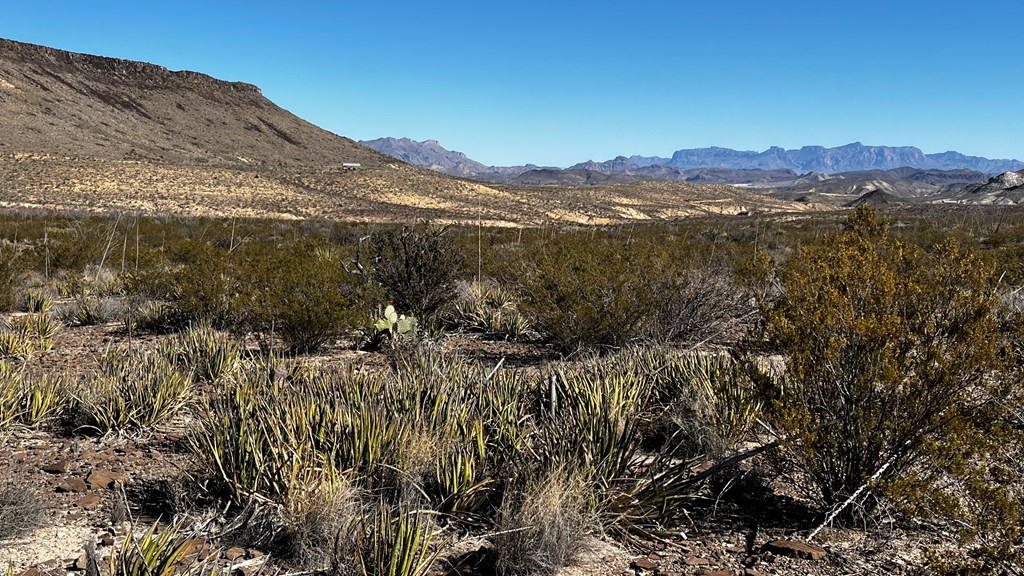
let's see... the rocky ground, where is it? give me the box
[0,322,946,576]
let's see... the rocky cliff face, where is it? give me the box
[957,170,1024,204]
[0,38,389,168]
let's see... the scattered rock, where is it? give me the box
[86,469,124,489]
[743,569,764,576]
[42,461,69,474]
[632,557,658,571]
[761,539,827,561]
[78,494,103,509]
[18,568,43,576]
[57,477,89,493]
[700,571,733,576]
[225,547,247,562]
[684,556,711,566]
[99,533,115,546]
[72,554,89,571]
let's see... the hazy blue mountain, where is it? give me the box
[359,137,539,178]
[362,138,1023,182]
[660,143,1022,174]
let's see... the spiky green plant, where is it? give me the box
[0,330,35,360]
[109,520,198,576]
[0,362,20,436]
[25,289,52,314]
[354,505,436,576]
[163,322,240,384]
[17,375,69,427]
[434,447,493,524]
[77,348,192,432]
[13,313,61,352]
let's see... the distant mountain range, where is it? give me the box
[361,138,1024,181]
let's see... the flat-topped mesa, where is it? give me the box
[0,38,262,97]
[0,37,393,168]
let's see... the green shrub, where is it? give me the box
[371,225,464,326]
[761,207,1008,513]
[233,241,366,353]
[507,232,749,353]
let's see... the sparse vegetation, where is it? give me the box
[2,207,1024,573]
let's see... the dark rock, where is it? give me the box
[761,539,827,561]
[42,461,69,474]
[632,557,658,571]
[224,547,247,562]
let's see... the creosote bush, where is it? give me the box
[507,232,749,354]
[761,206,1010,514]
[371,225,463,326]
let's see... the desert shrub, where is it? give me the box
[55,294,123,326]
[233,241,366,353]
[129,239,237,330]
[277,481,360,571]
[0,483,46,542]
[493,470,595,576]
[760,206,1008,513]
[371,225,464,326]
[509,232,748,353]
[0,246,21,312]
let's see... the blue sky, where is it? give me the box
[4,1,1023,166]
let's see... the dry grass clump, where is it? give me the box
[492,470,596,576]
[0,483,47,542]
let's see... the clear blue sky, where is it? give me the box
[5,1,1023,167]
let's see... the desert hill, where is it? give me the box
[0,38,392,168]
[0,38,819,224]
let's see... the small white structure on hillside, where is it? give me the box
[342,163,361,170]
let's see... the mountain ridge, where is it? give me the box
[363,138,1023,179]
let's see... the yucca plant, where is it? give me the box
[109,520,199,576]
[433,447,494,524]
[78,348,192,432]
[163,322,240,384]
[0,362,20,434]
[192,363,332,503]
[25,289,52,314]
[17,375,69,427]
[353,505,436,576]
[0,330,35,360]
[6,312,62,352]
